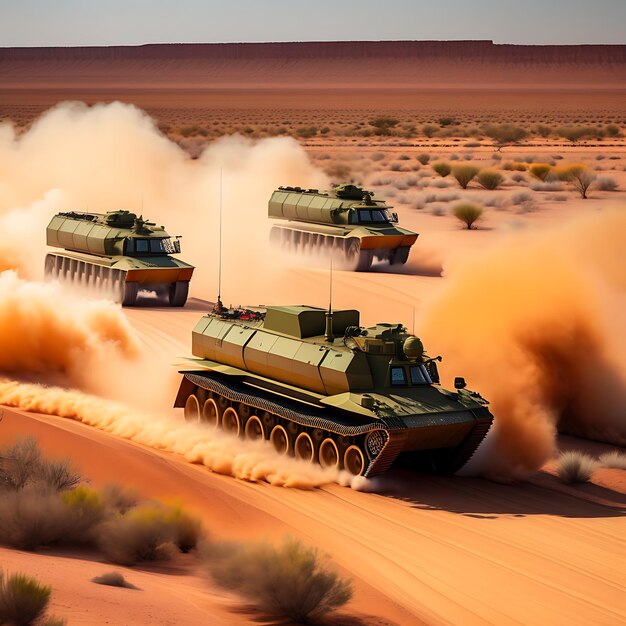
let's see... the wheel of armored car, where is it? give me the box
[345,239,373,272]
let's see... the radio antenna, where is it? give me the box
[216,168,224,313]
[325,254,334,342]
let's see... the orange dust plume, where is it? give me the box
[0,271,138,390]
[420,209,626,481]
[0,379,337,489]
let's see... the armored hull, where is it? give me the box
[269,185,418,271]
[174,305,493,476]
[45,210,194,306]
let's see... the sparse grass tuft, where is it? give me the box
[598,451,626,469]
[0,571,52,626]
[432,162,451,177]
[556,451,597,484]
[416,153,430,165]
[92,571,139,590]
[595,175,618,191]
[204,537,353,623]
[477,169,504,190]
[451,164,479,189]
[452,203,483,229]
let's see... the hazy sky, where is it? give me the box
[0,0,624,47]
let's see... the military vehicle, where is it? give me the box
[268,184,418,271]
[45,210,194,306]
[174,304,492,476]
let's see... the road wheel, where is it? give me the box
[201,398,220,426]
[184,394,200,422]
[222,407,241,437]
[244,415,264,441]
[344,445,366,476]
[319,438,340,469]
[294,432,314,462]
[169,281,189,307]
[122,281,139,306]
[270,425,289,455]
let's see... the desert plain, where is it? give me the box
[0,41,625,625]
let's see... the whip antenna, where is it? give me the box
[216,168,224,312]
[325,254,334,342]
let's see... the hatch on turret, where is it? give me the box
[263,305,360,339]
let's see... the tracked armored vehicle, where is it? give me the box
[45,210,194,306]
[174,304,492,476]
[269,184,418,271]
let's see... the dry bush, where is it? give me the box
[451,164,479,189]
[92,571,138,589]
[204,537,353,623]
[483,124,527,149]
[370,152,386,161]
[511,191,533,205]
[296,127,317,138]
[477,169,504,190]
[556,451,597,484]
[0,437,80,493]
[529,181,562,192]
[557,126,602,143]
[598,451,626,469]
[529,164,552,181]
[555,164,596,198]
[96,501,202,565]
[595,176,618,191]
[369,117,398,136]
[0,571,54,626]
[100,483,139,514]
[0,437,41,491]
[416,153,430,165]
[510,172,527,184]
[432,162,451,177]
[422,124,438,138]
[452,203,483,229]
[430,205,446,216]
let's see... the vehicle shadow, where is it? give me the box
[372,467,626,520]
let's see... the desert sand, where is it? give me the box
[1,40,625,626]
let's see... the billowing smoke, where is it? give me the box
[420,209,626,481]
[0,379,336,489]
[0,101,328,304]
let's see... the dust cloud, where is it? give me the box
[0,379,337,489]
[420,209,626,480]
[0,101,328,304]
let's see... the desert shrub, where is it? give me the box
[369,117,398,136]
[556,451,597,483]
[422,124,438,138]
[0,571,51,626]
[92,571,138,589]
[605,124,620,137]
[449,153,459,160]
[451,164,479,189]
[205,537,353,623]
[560,126,605,143]
[529,163,552,181]
[416,153,430,165]
[483,124,527,149]
[432,162,451,177]
[100,483,139,514]
[439,117,454,127]
[0,437,41,491]
[398,154,410,160]
[598,451,626,469]
[296,126,317,138]
[0,438,80,493]
[510,191,533,205]
[370,152,386,161]
[595,175,618,191]
[430,205,446,216]
[477,169,503,190]
[547,194,568,202]
[555,164,596,198]
[96,502,200,565]
[60,486,107,543]
[0,488,72,550]
[452,203,483,229]
[535,124,552,138]
[510,172,526,183]
[431,178,452,188]
[529,181,562,192]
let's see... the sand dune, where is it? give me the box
[2,405,624,626]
